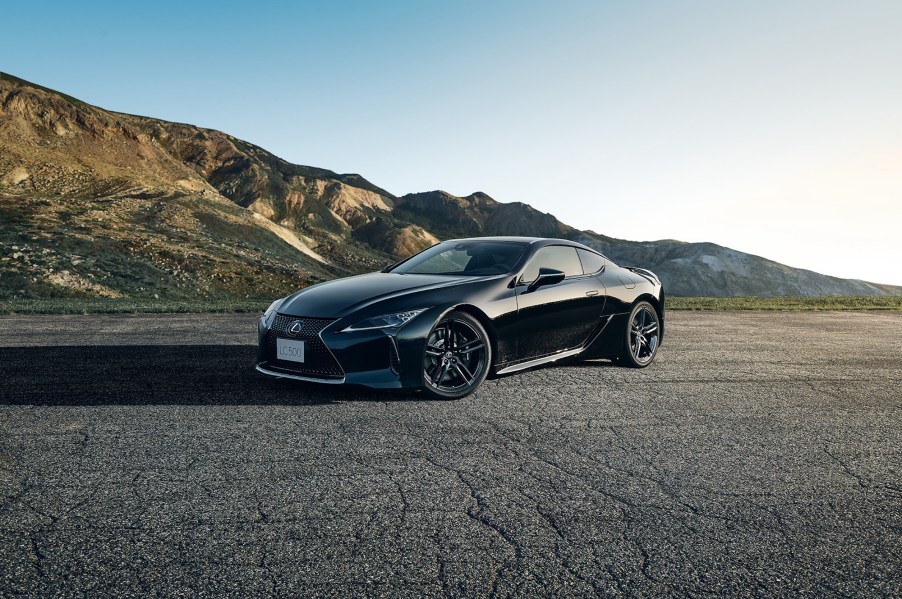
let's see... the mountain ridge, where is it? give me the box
[1,71,898,299]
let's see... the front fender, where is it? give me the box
[394,306,451,388]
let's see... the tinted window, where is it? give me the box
[577,249,606,274]
[520,246,583,283]
[392,241,528,275]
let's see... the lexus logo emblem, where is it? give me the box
[288,320,304,336]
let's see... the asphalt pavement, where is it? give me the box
[0,311,900,597]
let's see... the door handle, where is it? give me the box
[586,290,599,297]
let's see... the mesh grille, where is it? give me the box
[261,314,344,379]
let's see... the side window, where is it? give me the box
[520,246,583,283]
[577,249,606,274]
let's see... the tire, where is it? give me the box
[620,301,661,368]
[422,311,491,399]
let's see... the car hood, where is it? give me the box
[278,272,487,319]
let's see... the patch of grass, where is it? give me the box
[667,296,902,311]
[0,297,273,315]
[1,295,900,315]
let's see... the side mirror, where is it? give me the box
[527,267,565,292]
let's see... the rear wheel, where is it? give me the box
[422,311,491,399]
[620,301,660,368]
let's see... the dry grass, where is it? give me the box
[1,296,900,315]
[0,297,271,315]
[667,296,902,310]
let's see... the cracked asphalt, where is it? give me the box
[0,311,900,597]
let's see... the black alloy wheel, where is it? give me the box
[622,301,660,368]
[422,311,491,399]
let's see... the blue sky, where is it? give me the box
[3,0,901,283]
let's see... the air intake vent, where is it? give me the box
[388,337,401,374]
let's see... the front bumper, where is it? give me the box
[256,308,443,390]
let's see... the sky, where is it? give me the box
[3,0,901,284]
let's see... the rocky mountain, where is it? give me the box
[1,71,898,299]
[392,191,900,296]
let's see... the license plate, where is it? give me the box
[276,338,306,363]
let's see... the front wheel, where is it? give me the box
[620,301,660,368]
[422,311,491,399]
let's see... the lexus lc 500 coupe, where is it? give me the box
[257,237,664,399]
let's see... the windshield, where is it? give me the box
[391,241,529,276]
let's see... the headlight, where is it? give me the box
[342,308,428,332]
[261,298,283,327]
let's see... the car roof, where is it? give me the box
[442,236,596,251]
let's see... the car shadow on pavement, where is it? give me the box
[0,345,426,406]
[569,358,619,369]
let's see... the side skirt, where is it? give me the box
[495,347,586,376]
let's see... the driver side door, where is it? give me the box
[515,245,606,360]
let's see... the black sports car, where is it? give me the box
[257,237,664,399]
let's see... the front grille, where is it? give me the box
[261,314,344,379]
